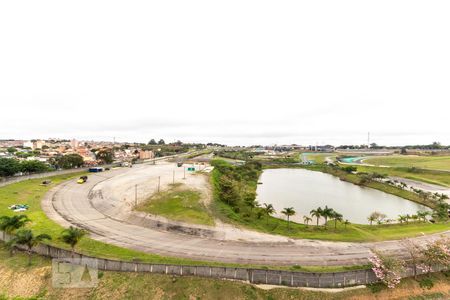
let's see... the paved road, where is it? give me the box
[43,162,450,266]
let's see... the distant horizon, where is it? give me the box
[1,136,448,148]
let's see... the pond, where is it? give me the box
[256,168,429,224]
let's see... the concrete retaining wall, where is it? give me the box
[0,230,379,288]
[1,230,444,288]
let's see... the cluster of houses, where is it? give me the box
[0,139,154,166]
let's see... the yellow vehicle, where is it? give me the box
[77,176,88,184]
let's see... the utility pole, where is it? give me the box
[368,132,370,148]
[158,176,161,192]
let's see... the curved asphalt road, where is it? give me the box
[42,163,450,266]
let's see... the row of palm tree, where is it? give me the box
[261,204,348,230]
[398,211,430,224]
[309,206,346,229]
[262,204,297,230]
[0,215,86,264]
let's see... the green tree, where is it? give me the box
[432,201,450,221]
[263,203,275,225]
[7,147,17,153]
[0,158,21,177]
[281,207,296,229]
[19,160,50,173]
[310,207,323,226]
[321,206,334,227]
[95,149,114,164]
[332,211,343,229]
[53,154,84,169]
[0,215,30,241]
[398,215,407,224]
[11,229,51,265]
[343,219,350,229]
[60,226,87,257]
[303,216,312,226]
[158,139,165,145]
[417,210,430,222]
[148,139,157,145]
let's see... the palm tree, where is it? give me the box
[321,206,334,228]
[60,226,87,258]
[303,216,312,226]
[398,215,407,224]
[310,207,323,226]
[263,203,275,225]
[417,211,429,222]
[12,229,51,265]
[0,215,30,240]
[343,219,350,229]
[332,212,343,229]
[281,207,296,230]
[405,214,411,224]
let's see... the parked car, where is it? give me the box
[77,176,88,184]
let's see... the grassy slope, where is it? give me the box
[136,183,214,226]
[1,244,450,300]
[364,155,450,171]
[213,199,449,242]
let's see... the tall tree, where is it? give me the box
[11,229,51,265]
[148,139,157,145]
[310,207,323,226]
[95,149,114,164]
[158,139,165,145]
[263,203,275,225]
[60,226,87,258]
[332,211,343,229]
[281,207,296,229]
[303,216,312,226]
[321,206,334,227]
[0,215,30,241]
[0,158,21,177]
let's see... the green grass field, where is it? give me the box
[1,244,449,300]
[355,165,450,187]
[136,183,214,226]
[213,200,449,242]
[0,173,374,271]
[364,155,450,171]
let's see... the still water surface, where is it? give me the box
[256,168,429,224]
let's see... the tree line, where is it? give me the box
[0,214,86,265]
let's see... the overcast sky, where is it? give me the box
[1,1,449,146]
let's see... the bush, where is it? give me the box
[419,277,434,290]
[367,282,385,293]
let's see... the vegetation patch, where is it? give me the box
[136,183,214,226]
[210,159,450,242]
